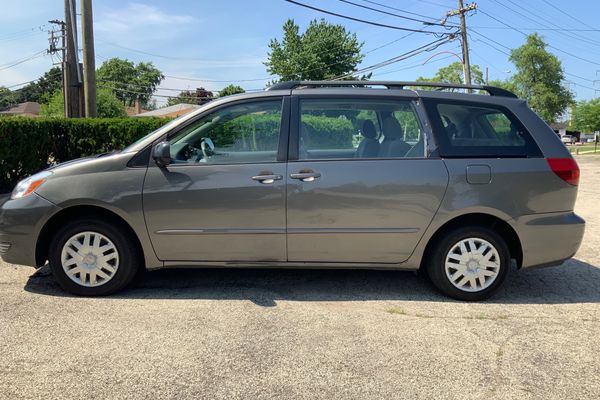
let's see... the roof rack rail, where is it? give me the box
[267,80,517,98]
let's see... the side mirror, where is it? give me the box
[152,141,171,167]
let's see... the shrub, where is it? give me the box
[0,113,355,193]
[0,117,168,193]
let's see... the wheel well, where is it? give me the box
[421,213,523,269]
[36,205,144,267]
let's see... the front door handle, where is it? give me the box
[290,170,321,182]
[252,172,283,184]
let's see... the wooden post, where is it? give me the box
[81,0,97,117]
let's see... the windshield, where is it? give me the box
[121,117,186,153]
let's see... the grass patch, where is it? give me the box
[386,308,509,321]
[414,312,434,318]
[386,307,407,315]
[468,313,509,321]
[569,144,599,154]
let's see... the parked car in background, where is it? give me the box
[561,135,576,144]
[0,81,585,301]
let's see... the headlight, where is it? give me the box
[11,171,52,200]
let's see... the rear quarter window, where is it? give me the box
[424,100,542,158]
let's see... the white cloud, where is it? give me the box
[95,2,197,43]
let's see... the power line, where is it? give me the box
[0,50,47,72]
[371,44,463,77]
[470,30,511,55]
[470,26,598,92]
[467,26,600,32]
[338,0,450,27]
[284,0,454,35]
[469,46,506,74]
[98,41,266,65]
[503,0,600,49]
[478,9,600,67]
[0,30,46,43]
[1,79,39,89]
[333,35,456,79]
[0,25,48,40]
[488,0,600,51]
[358,0,448,23]
[97,79,262,93]
[564,72,596,84]
[164,75,272,83]
[540,0,596,30]
[100,29,436,85]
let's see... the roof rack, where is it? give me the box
[267,80,517,98]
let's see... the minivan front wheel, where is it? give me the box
[48,218,140,296]
[426,226,510,301]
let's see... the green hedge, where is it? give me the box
[302,115,354,149]
[213,114,353,151]
[0,114,355,193]
[0,117,169,193]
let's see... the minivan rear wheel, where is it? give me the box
[48,218,140,296]
[426,226,510,301]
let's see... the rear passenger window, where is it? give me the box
[298,99,424,160]
[426,101,541,158]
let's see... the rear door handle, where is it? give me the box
[290,171,321,182]
[252,172,283,184]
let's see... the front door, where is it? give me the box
[286,96,448,263]
[143,98,289,262]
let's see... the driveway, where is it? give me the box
[1,156,599,399]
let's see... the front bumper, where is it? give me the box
[0,193,59,267]
[513,211,585,269]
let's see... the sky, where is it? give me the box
[1,0,600,106]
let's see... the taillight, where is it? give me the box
[546,157,580,186]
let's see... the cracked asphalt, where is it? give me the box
[1,156,599,399]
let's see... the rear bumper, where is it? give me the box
[0,193,59,267]
[513,211,585,269]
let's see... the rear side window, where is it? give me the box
[298,98,424,160]
[425,100,542,158]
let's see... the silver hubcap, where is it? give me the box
[61,231,119,287]
[445,237,500,292]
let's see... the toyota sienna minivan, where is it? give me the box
[0,81,585,300]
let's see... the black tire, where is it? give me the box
[48,218,141,296]
[426,226,510,301]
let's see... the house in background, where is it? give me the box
[0,102,41,117]
[550,122,580,141]
[133,103,201,118]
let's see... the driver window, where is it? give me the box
[168,100,282,164]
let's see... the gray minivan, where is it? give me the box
[0,81,585,300]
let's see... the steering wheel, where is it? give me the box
[196,138,215,163]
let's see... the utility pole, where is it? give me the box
[64,0,82,117]
[48,20,66,114]
[81,0,97,117]
[446,1,477,87]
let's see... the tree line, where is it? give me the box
[1,18,598,132]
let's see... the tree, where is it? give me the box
[96,58,164,107]
[167,88,214,106]
[97,88,127,117]
[509,34,573,124]
[265,19,364,81]
[417,61,485,85]
[218,84,245,97]
[487,78,517,93]
[570,98,600,133]
[40,88,126,118]
[0,87,19,108]
[0,67,63,107]
[39,90,64,117]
